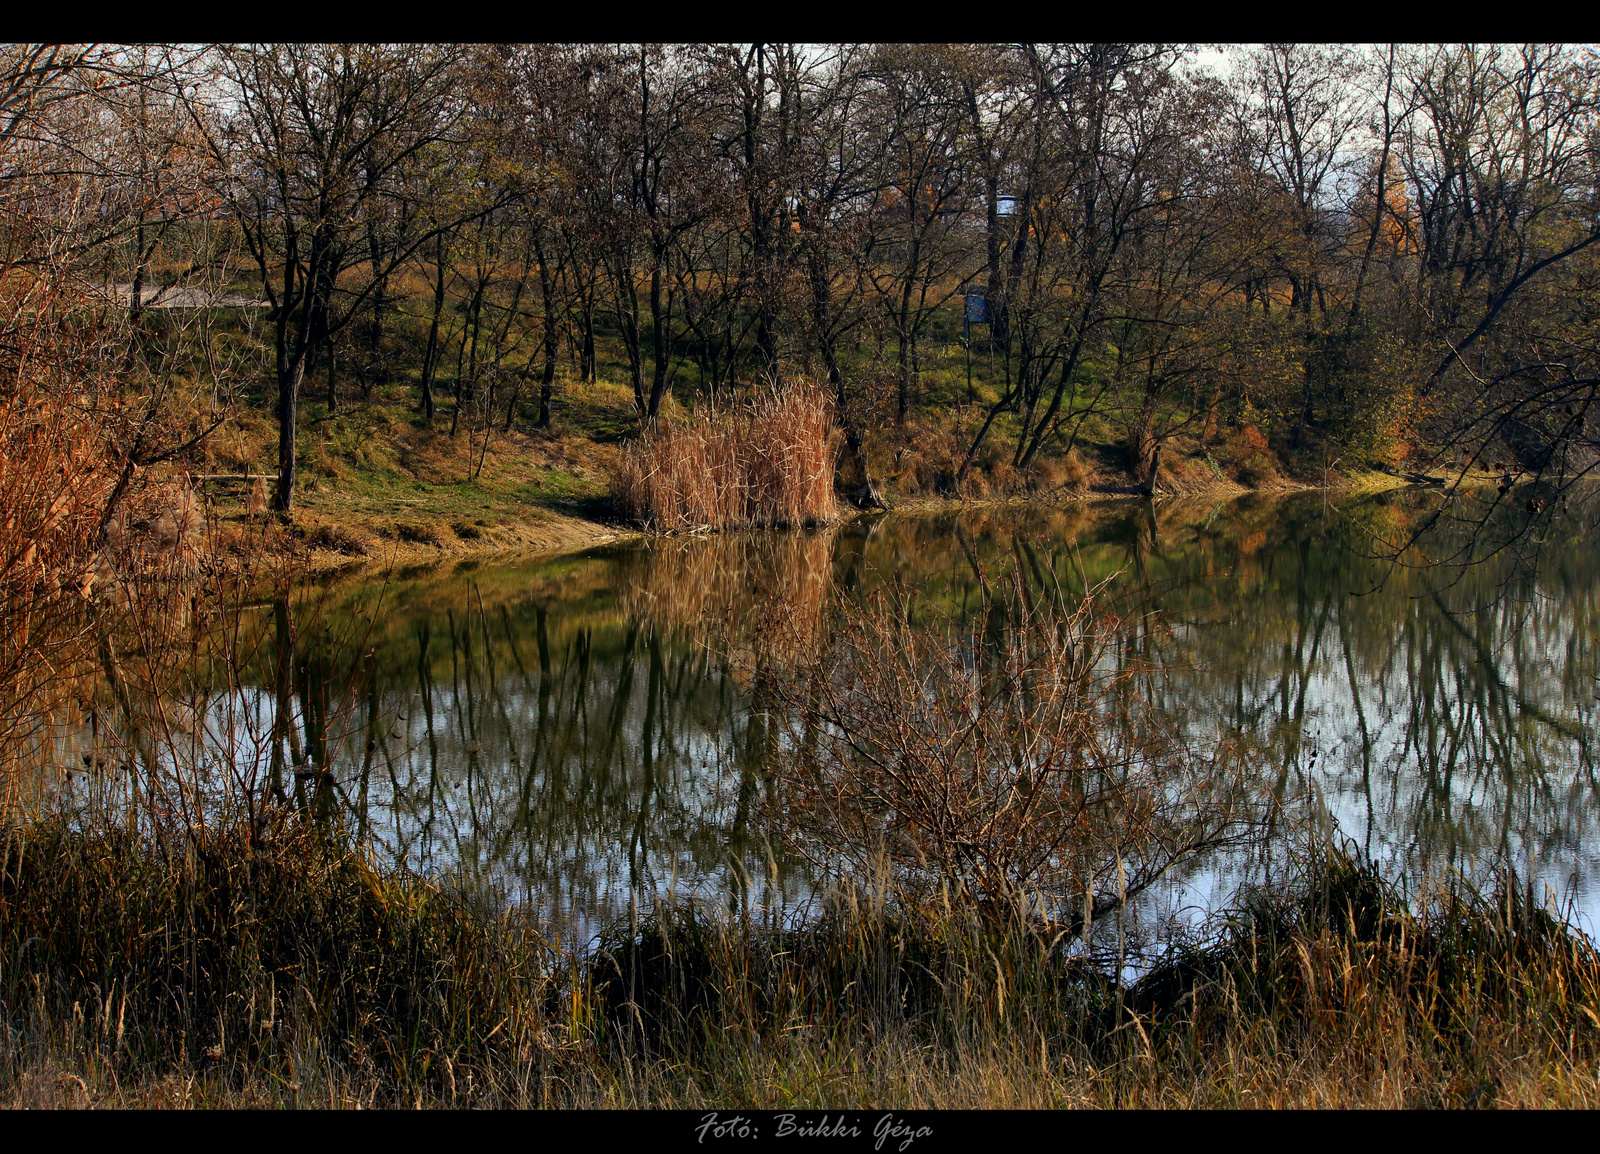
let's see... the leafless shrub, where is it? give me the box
[0,47,233,807]
[760,562,1261,931]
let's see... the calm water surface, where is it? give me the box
[51,491,1600,940]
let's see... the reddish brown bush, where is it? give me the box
[1225,424,1281,485]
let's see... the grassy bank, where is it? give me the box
[195,369,1372,575]
[2,815,1595,1109]
[195,378,639,573]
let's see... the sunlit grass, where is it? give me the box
[3,822,1596,1108]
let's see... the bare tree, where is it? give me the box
[194,44,509,511]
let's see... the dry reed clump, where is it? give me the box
[609,384,841,530]
[246,475,268,517]
[1023,450,1093,495]
[0,399,119,733]
[985,458,1018,494]
[301,520,376,557]
[891,427,966,495]
[0,393,214,775]
[969,440,1020,496]
[395,520,447,546]
[1,275,220,783]
[95,478,209,590]
[1060,449,1093,489]
[890,427,1088,500]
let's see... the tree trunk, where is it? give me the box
[324,340,337,413]
[535,234,559,428]
[450,278,485,439]
[365,219,388,399]
[419,238,447,423]
[647,250,671,418]
[130,218,147,330]
[807,239,881,508]
[615,256,644,413]
[581,297,596,382]
[273,355,306,512]
[1137,442,1162,497]
[538,323,557,429]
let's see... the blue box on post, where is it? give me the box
[965,287,989,325]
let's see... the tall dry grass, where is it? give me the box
[609,384,842,531]
[3,830,1597,1108]
[0,294,217,819]
[0,50,235,811]
[0,297,219,819]
[0,390,116,749]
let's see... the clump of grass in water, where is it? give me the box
[586,851,1600,1108]
[609,383,842,531]
[1114,848,1600,1107]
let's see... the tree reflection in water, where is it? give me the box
[51,490,1600,938]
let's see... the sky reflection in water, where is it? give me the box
[52,490,1600,945]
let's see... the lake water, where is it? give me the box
[44,489,1600,944]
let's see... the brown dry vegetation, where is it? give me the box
[0,286,218,805]
[616,528,838,672]
[2,817,1596,1108]
[757,566,1256,916]
[609,385,842,530]
[3,43,1594,1110]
